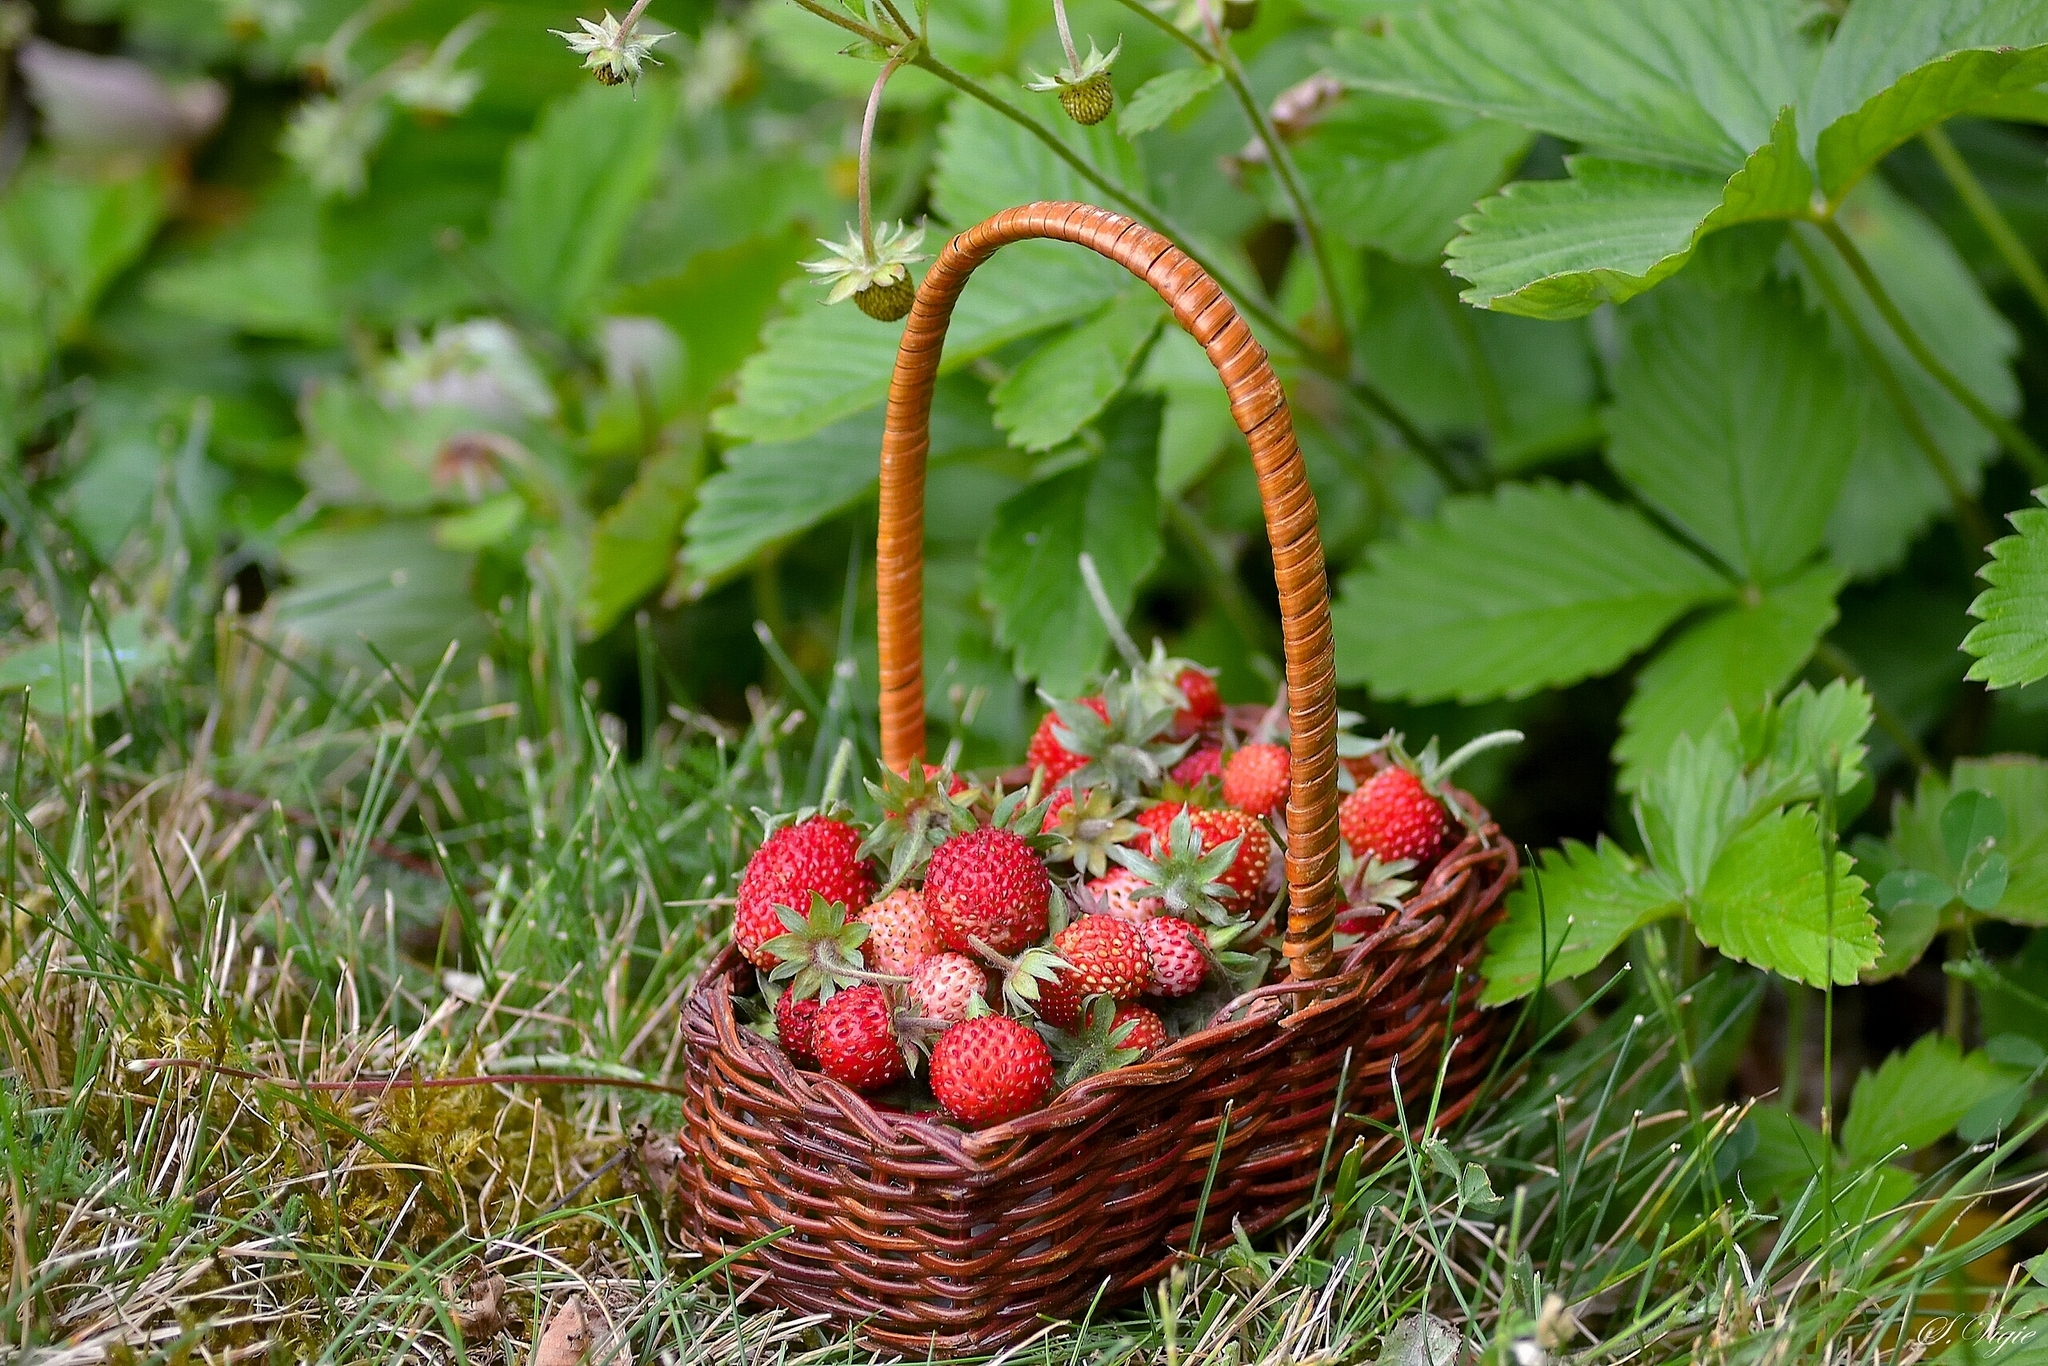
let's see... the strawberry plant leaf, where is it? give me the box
[1690,807,1876,987]
[1441,116,1811,319]
[1328,0,1813,174]
[1941,788,2007,868]
[1614,563,1844,790]
[1888,758,2048,926]
[991,291,1168,452]
[1117,66,1223,138]
[580,442,702,639]
[1746,679,1874,812]
[0,159,168,389]
[488,82,676,327]
[1809,181,2019,579]
[979,396,1163,694]
[1839,1033,2021,1164]
[1607,278,1855,585]
[1632,716,1748,898]
[1333,482,1729,703]
[1480,837,1682,1005]
[932,76,1146,228]
[685,379,1002,585]
[1804,0,2048,205]
[1280,94,1530,264]
[1964,491,2048,689]
[0,609,171,720]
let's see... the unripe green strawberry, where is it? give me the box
[930,1015,1054,1127]
[1059,71,1114,125]
[855,275,915,321]
[810,985,906,1091]
[1221,742,1289,819]
[734,817,875,969]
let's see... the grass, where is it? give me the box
[7,550,2048,1365]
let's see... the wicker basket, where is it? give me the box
[675,202,1520,1353]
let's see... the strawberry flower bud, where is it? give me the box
[551,9,671,87]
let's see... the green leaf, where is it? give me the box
[489,82,677,326]
[1633,716,1749,897]
[992,291,1167,452]
[1117,66,1223,138]
[143,186,334,342]
[1805,0,2048,203]
[1328,0,1814,173]
[1606,278,1856,584]
[1965,492,2048,688]
[714,249,1120,445]
[1691,807,1877,987]
[580,441,703,638]
[1480,837,1682,1004]
[1333,482,1728,702]
[298,381,474,513]
[0,610,171,719]
[1812,180,2018,579]
[1890,758,2048,926]
[0,159,168,388]
[1749,678,1874,811]
[1614,563,1844,790]
[1443,113,1812,319]
[685,379,1002,584]
[1839,1033,2020,1164]
[1284,94,1530,264]
[979,397,1163,693]
[613,227,811,411]
[271,520,488,673]
[932,76,1145,229]
[1943,788,2007,867]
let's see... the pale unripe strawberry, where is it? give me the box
[857,887,937,976]
[1086,867,1162,923]
[909,952,989,1024]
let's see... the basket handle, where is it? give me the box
[877,202,1342,982]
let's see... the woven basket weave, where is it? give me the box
[675,202,1519,1353]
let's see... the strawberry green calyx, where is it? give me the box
[860,763,977,890]
[803,220,928,319]
[1112,810,1241,925]
[763,894,899,1002]
[1342,853,1417,912]
[1385,728,1524,831]
[1046,995,1147,1083]
[551,6,671,86]
[1050,677,1190,799]
[1045,787,1142,878]
[967,934,1071,1017]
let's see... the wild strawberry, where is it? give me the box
[1082,867,1161,922]
[810,985,906,1091]
[909,952,988,1023]
[1134,804,1270,909]
[1037,914,1151,1029]
[1112,1002,1167,1054]
[929,1015,1054,1127]
[1171,743,1223,787]
[1140,916,1207,996]
[925,825,1052,956]
[856,887,936,976]
[734,817,875,968]
[1026,697,1107,783]
[1222,742,1289,819]
[1174,668,1221,736]
[774,990,822,1065]
[1045,787,1141,878]
[1340,767,1448,867]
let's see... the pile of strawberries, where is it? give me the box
[728,648,1508,1130]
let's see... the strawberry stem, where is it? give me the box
[1051,0,1082,71]
[619,0,654,36]
[857,55,907,258]
[1078,552,1146,672]
[1432,729,1524,784]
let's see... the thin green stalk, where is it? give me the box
[1947,922,1971,1043]
[1923,125,2048,335]
[1817,216,2048,485]
[1791,231,1999,553]
[1782,982,1806,1117]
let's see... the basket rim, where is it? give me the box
[683,793,1517,1169]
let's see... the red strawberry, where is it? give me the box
[857,887,936,976]
[1221,742,1289,819]
[929,1015,1054,1127]
[1112,1002,1167,1054]
[734,817,876,968]
[1037,914,1151,1029]
[774,990,822,1065]
[1340,766,1450,867]
[1171,743,1223,787]
[925,826,1052,956]
[1084,867,1161,922]
[1137,804,1271,908]
[1026,696,1109,783]
[909,952,989,1023]
[1140,916,1207,997]
[810,985,906,1091]
[1173,668,1221,736]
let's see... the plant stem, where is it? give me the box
[782,0,895,50]
[1791,230,1999,553]
[1050,0,1082,70]
[1782,982,1806,1116]
[1922,124,2048,336]
[857,56,907,256]
[619,0,654,33]
[1817,216,2048,485]
[1947,923,1971,1043]
[1811,641,1935,773]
